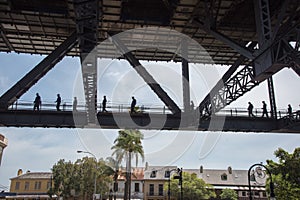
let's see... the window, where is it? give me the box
[158,184,164,196]
[34,181,41,190]
[47,181,51,189]
[262,191,267,197]
[15,182,20,190]
[164,170,170,178]
[149,184,154,196]
[134,183,139,192]
[24,182,30,190]
[242,191,246,196]
[221,173,227,181]
[150,170,157,178]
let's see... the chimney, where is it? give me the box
[228,166,232,174]
[17,169,23,176]
[200,165,203,173]
[145,162,149,170]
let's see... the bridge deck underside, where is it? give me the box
[0,111,299,133]
[0,0,298,64]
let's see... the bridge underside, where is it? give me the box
[0,111,299,133]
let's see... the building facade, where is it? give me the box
[8,169,53,199]
[143,165,177,200]
[112,167,144,199]
[185,166,268,200]
[4,165,268,200]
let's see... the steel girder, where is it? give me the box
[253,0,277,118]
[73,0,99,123]
[0,32,78,109]
[1,110,299,133]
[181,39,191,113]
[198,42,257,116]
[111,35,181,115]
[199,64,258,116]
[192,18,254,60]
[197,0,300,118]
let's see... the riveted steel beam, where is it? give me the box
[0,32,78,109]
[111,35,181,115]
[74,0,99,123]
[192,18,254,60]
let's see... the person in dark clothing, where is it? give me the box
[288,104,292,117]
[247,102,254,117]
[73,97,78,111]
[262,101,268,117]
[131,96,136,113]
[33,93,42,111]
[190,101,195,112]
[102,96,108,112]
[55,94,61,111]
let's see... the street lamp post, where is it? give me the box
[167,168,178,200]
[77,150,98,200]
[169,168,183,200]
[248,163,276,200]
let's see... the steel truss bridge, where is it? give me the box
[0,0,299,132]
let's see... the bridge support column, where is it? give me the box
[74,0,99,123]
[253,0,277,118]
[181,38,190,113]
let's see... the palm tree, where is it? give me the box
[111,129,144,200]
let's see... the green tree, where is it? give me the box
[111,129,144,200]
[51,159,81,199]
[165,172,216,200]
[51,157,113,200]
[266,147,300,199]
[220,188,238,200]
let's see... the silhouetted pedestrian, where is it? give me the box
[73,97,78,111]
[248,102,254,117]
[55,94,61,111]
[131,96,136,113]
[33,93,41,111]
[102,96,107,112]
[288,104,292,117]
[262,101,268,117]
[190,101,195,112]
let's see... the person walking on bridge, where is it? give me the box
[131,96,136,113]
[102,96,108,112]
[55,94,61,111]
[33,93,41,111]
[288,104,292,118]
[261,101,268,118]
[73,97,78,111]
[247,102,254,117]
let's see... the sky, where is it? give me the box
[0,50,300,190]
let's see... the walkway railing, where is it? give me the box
[7,100,298,119]
[7,100,174,114]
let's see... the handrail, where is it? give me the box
[6,99,299,119]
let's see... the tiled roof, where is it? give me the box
[184,168,266,187]
[117,167,144,180]
[144,166,266,187]
[10,172,52,180]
